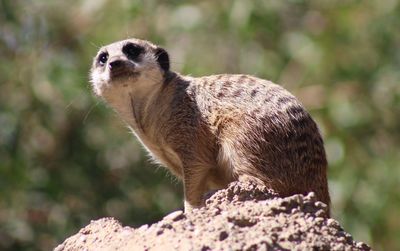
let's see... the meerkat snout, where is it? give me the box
[90,38,331,215]
[108,59,137,80]
[108,59,124,70]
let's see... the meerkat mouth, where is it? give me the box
[110,70,140,81]
[108,60,140,81]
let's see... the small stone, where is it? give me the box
[211,208,221,216]
[138,224,148,231]
[201,245,211,251]
[164,210,185,222]
[344,233,354,242]
[53,244,65,251]
[335,243,345,250]
[306,192,316,201]
[356,242,370,250]
[219,231,229,241]
[315,209,326,217]
[79,236,87,243]
[315,217,324,224]
[80,228,91,235]
[327,219,340,228]
[122,228,133,236]
[194,229,201,236]
[315,201,327,209]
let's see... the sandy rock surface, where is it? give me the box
[55,182,371,251]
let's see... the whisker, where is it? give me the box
[64,93,87,111]
[125,31,132,40]
[82,101,100,124]
[64,100,74,110]
[90,41,100,49]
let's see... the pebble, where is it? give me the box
[164,210,185,222]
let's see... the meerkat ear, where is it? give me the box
[155,47,170,72]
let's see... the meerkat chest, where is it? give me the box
[103,87,184,177]
[130,126,184,179]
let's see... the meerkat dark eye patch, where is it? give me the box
[98,52,108,66]
[155,47,169,72]
[122,43,144,61]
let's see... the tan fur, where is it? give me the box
[90,38,330,214]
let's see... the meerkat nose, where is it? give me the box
[109,60,124,70]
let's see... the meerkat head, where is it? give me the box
[90,38,170,97]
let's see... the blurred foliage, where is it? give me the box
[0,0,399,250]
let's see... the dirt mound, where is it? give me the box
[55,182,371,250]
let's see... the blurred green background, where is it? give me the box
[1,0,399,250]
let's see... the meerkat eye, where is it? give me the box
[122,43,144,61]
[98,52,108,66]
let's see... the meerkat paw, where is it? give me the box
[184,200,196,213]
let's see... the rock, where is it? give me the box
[54,182,372,251]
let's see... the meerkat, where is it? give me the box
[90,38,330,213]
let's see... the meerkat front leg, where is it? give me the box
[181,164,211,212]
[170,124,219,211]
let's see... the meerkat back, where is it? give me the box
[90,38,330,213]
[192,74,330,207]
